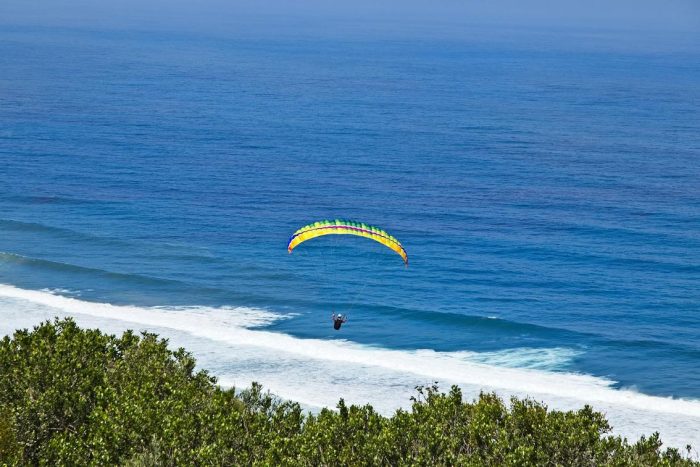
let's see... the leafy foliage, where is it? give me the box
[0,319,696,465]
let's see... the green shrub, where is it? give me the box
[0,318,695,466]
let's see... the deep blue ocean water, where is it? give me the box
[1,25,700,442]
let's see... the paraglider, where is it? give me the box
[332,313,347,330]
[287,219,407,330]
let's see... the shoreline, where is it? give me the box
[1,282,699,451]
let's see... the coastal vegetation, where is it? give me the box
[0,318,695,466]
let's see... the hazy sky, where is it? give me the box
[2,0,698,32]
[1,0,698,55]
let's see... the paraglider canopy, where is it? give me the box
[287,219,408,265]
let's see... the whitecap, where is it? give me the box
[1,283,698,451]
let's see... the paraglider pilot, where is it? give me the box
[332,313,348,330]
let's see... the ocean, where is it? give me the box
[1,24,699,448]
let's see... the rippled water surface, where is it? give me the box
[1,25,699,445]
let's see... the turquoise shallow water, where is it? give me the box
[0,23,699,418]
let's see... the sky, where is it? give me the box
[1,0,698,36]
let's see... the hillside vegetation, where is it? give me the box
[0,319,695,466]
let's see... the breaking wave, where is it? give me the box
[1,283,699,450]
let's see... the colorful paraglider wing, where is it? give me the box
[287,219,408,265]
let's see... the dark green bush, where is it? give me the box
[0,318,695,466]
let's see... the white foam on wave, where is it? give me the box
[3,284,285,329]
[464,347,582,370]
[1,283,699,451]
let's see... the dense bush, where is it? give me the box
[0,319,695,465]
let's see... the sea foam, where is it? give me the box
[1,283,698,451]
